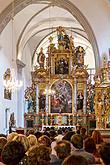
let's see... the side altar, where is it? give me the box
[24,27,95,130]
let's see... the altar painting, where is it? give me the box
[51,80,72,113]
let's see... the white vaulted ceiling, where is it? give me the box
[14,5,86,55]
[0,0,110,70]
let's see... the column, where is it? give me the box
[16,59,25,127]
[83,79,87,114]
[36,85,39,113]
[46,85,49,113]
[73,78,77,113]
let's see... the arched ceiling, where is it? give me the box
[1,0,110,69]
[16,5,88,61]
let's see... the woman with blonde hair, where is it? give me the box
[7,132,18,142]
[27,134,38,148]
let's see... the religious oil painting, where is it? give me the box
[55,58,69,74]
[51,80,72,113]
[4,88,12,100]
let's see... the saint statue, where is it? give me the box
[77,92,84,110]
[27,95,33,112]
[37,47,45,68]
[57,26,65,42]
[9,112,16,133]
[39,93,46,110]
[75,46,85,67]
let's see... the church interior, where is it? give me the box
[0,0,110,135]
[0,1,110,165]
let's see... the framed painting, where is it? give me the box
[4,88,12,100]
[50,80,72,113]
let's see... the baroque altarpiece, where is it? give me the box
[24,26,97,130]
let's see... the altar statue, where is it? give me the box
[77,92,84,110]
[57,26,65,42]
[39,93,46,110]
[63,34,70,49]
[37,47,45,68]
[75,46,85,67]
[27,95,33,112]
[9,112,16,133]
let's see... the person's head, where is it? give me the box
[92,130,103,144]
[38,135,51,147]
[13,134,29,152]
[71,134,83,149]
[76,129,80,134]
[99,142,110,165]
[49,130,56,137]
[80,128,87,135]
[28,145,51,165]
[27,134,38,148]
[57,129,62,135]
[1,141,25,165]
[0,137,7,157]
[0,134,7,138]
[26,128,35,136]
[36,145,51,165]
[84,137,96,154]
[28,145,39,164]
[43,131,50,138]
[54,140,71,159]
[62,131,75,142]
[7,132,18,142]
[49,130,57,141]
[62,154,88,165]
[34,131,42,140]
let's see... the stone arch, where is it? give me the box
[0,0,100,69]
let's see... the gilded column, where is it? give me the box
[46,85,49,113]
[74,78,77,114]
[83,79,87,114]
[36,85,39,113]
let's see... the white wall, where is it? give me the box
[0,20,34,133]
[0,22,18,133]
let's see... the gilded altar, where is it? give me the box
[94,61,110,129]
[24,27,92,129]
